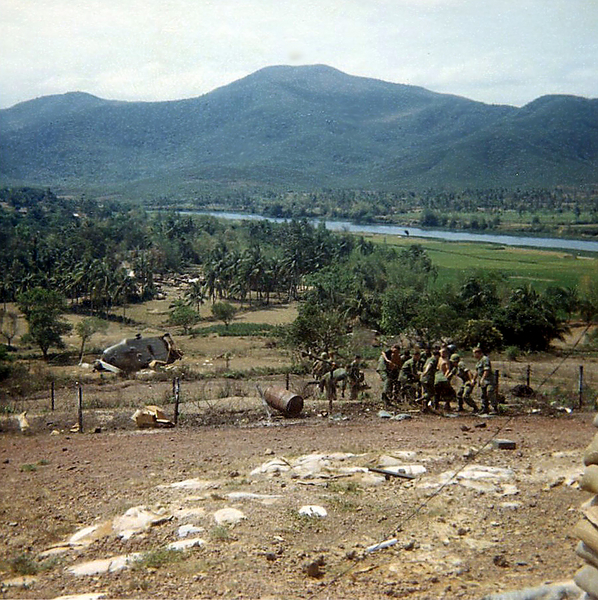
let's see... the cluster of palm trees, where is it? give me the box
[195,224,354,306]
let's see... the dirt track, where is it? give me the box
[0,406,595,599]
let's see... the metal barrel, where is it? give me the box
[263,386,303,417]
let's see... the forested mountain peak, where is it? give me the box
[0,65,596,195]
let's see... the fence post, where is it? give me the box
[495,370,500,396]
[51,381,55,411]
[173,377,180,425]
[77,382,83,433]
[579,365,584,410]
[526,364,531,388]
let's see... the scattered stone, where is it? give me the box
[68,553,142,576]
[493,439,517,450]
[304,556,325,578]
[390,413,412,421]
[499,502,522,510]
[377,410,393,419]
[250,458,291,476]
[366,538,398,553]
[461,425,471,432]
[299,505,327,518]
[213,508,246,526]
[264,448,275,456]
[161,478,219,490]
[1,575,37,588]
[474,422,487,428]
[112,506,172,540]
[167,537,206,551]
[177,524,204,538]
[226,492,282,504]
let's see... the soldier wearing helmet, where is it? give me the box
[448,353,478,413]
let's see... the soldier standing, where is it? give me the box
[398,348,422,403]
[434,346,455,411]
[347,354,364,401]
[419,347,440,412]
[448,353,478,412]
[473,346,498,414]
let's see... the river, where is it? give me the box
[180,210,598,254]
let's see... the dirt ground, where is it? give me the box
[0,399,596,600]
[2,298,598,599]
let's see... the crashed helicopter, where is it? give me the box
[93,333,183,375]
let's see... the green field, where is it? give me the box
[377,235,598,290]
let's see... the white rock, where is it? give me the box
[177,524,205,538]
[213,508,246,526]
[226,492,282,504]
[298,505,327,518]
[381,464,427,477]
[250,459,291,476]
[499,501,522,510]
[68,553,142,576]
[167,537,206,551]
[161,478,218,490]
[112,506,171,540]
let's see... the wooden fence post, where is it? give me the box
[579,365,584,410]
[77,382,83,433]
[173,377,180,425]
[526,364,531,388]
[51,381,55,411]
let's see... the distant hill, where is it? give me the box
[1,64,596,195]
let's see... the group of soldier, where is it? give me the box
[376,343,499,414]
[307,342,498,415]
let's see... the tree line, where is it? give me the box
[1,187,597,364]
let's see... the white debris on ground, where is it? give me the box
[67,553,143,576]
[213,507,247,526]
[19,444,585,597]
[298,505,328,518]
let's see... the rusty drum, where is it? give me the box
[263,386,304,417]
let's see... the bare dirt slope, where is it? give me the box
[0,407,595,600]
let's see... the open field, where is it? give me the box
[369,235,598,290]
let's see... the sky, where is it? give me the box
[1,0,597,109]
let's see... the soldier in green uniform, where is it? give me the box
[473,346,498,414]
[419,347,440,412]
[347,354,365,401]
[377,348,394,407]
[448,353,478,412]
[398,348,421,403]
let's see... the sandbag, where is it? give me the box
[576,565,598,597]
[581,466,598,495]
[577,541,598,571]
[574,520,598,556]
[584,433,598,467]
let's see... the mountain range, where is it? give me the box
[1,64,597,195]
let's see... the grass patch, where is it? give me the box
[137,548,183,569]
[193,322,276,337]
[8,553,39,575]
[210,525,230,541]
[20,459,50,472]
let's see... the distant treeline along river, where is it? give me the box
[180,210,598,254]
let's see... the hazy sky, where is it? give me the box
[1,0,596,109]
